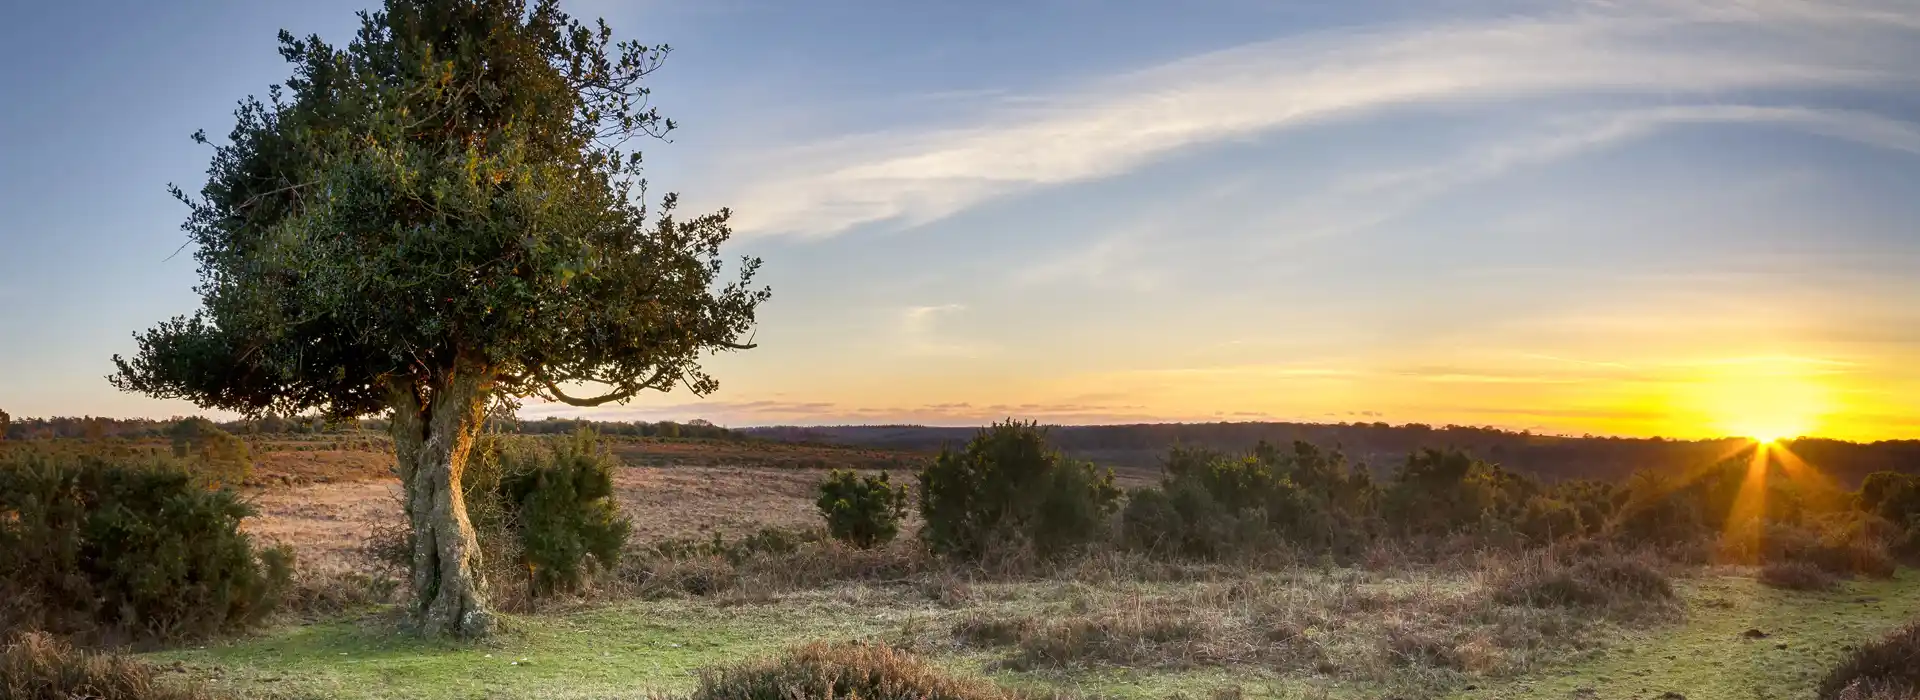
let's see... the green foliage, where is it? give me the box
[1121,441,1379,558]
[1516,495,1583,544]
[0,448,288,643]
[917,421,1120,559]
[110,0,770,421]
[477,432,632,597]
[166,417,252,486]
[1382,448,1536,536]
[815,470,909,548]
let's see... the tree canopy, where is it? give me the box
[111,0,768,419]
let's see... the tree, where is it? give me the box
[0,409,10,441]
[110,0,767,637]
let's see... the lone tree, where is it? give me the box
[111,0,768,637]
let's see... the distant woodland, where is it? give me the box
[745,422,1920,487]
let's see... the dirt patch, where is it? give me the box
[615,466,917,543]
[610,440,924,471]
[251,449,395,485]
[244,464,915,570]
[242,479,404,571]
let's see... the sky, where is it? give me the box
[2,0,1918,441]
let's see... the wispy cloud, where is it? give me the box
[897,304,991,357]
[1254,104,1920,249]
[722,1,1919,237]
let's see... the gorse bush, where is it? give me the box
[1,631,215,700]
[0,448,288,643]
[816,470,909,548]
[918,421,1120,559]
[166,417,251,487]
[1122,442,1378,558]
[1382,448,1536,537]
[466,431,632,598]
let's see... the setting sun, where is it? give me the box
[1688,358,1833,442]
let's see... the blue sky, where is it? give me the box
[2,0,1918,439]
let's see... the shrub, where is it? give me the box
[1382,449,1534,537]
[0,448,289,643]
[689,641,1017,700]
[1723,520,1899,579]
[166,417,251,487]
[1820,620,1920,700]
[1758,561,1839,591]
[0,631,215,700]
[917,421,1119,559]
[1490,551,1673,610]
[489,431,632,596]
[817,470,910,548]
[1608,470,1711,547]
[1516,495,1582,544]
[1121,442,1376,559]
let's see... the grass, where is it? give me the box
[137,560,1670,700]
[140,565,1920,700]
[146,598,901,700]
[3,631,213,700]
[1453,570,1920,700]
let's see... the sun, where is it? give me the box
[1689,359,1830,442]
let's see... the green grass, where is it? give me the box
[1454,570,1920,700]
[148,598,900,700]
[144,570,1920,700]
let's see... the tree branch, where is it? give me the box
[539,365,675,407]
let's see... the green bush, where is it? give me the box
[1607,470,1712,547]
[1,631,216,700]
[166,417,251,487]
[487,431,632,596]
[1381,448,1534,536]
[0,448,288,643]
[917,421,1119,559]
[816,470,909,548]
[1122,442,1377,558]
[1516,495,1583,544]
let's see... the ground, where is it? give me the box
[140,438,1919,699]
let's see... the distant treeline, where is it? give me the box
[1,414,747,442]
[744,422,1920,487]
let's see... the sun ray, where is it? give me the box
[1721,441,1772,562]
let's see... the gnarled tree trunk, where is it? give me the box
[388,369,495,638]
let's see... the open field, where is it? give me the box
[83,440,1910,700]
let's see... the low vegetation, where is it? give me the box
[918,420,1121,560]
[817,470,912,549]
[690,642,1025,700]
[1,631,213,700]
[0,446,288,644]
[1822,619,1920,700]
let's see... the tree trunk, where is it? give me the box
[388,369,495,638]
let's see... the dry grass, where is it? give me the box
[611,440,924,472]
[1486,549,1676,613]
[1821,619,1920,700]
[932,551,1656,686]
[688,641,1023,700]
[1,632,214,700]
[1759,560,1841,591]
